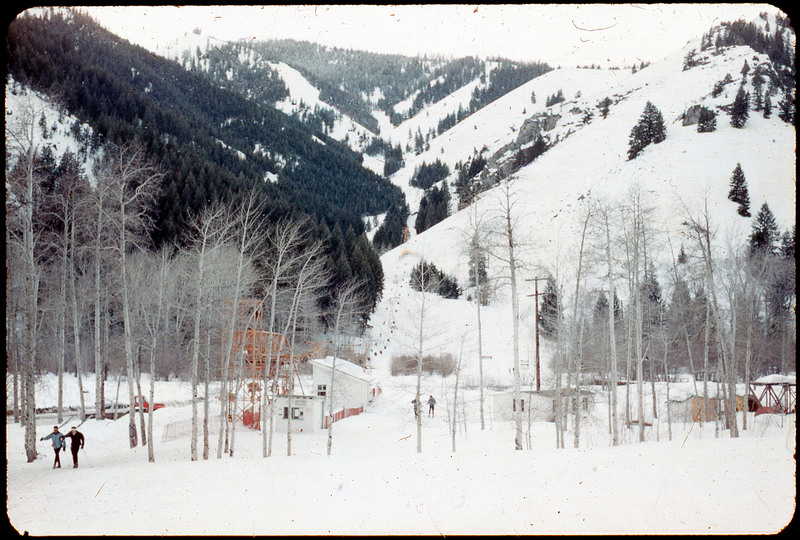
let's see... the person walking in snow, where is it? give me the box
[411,398,419,418]
[40,426,65,469]
[61,426,85,468]
[427,395,436,417]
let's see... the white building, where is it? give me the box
[310,357,374,428]
[273,394,326,433]
[492,389,595,423]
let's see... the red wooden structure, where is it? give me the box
[748,381,796,415]
[324,406,364,429]
[221,298,328,429]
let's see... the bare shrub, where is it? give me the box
[391,353,456,376]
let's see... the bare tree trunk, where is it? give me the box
[203,331,210,460]
[148,346,157,462]
[493,181,524,451]
[93,191,106,419]
[685,204,738,437]
[451,339,464,453]
[68,218,86,423]
[57,263,66,424]
[327,279,366,456]
[262,219,310,458]
[601,205,620,446]
[467,202,488,431]
[703,286,710,428]
[134,347,147,446]
[6,91,46,462]
[416,287,425,454]
[97,144,162,450]
[742,295,755,431]
[572,209,590,449]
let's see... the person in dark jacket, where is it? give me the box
[40,426,65,469]
[427,395,437,417]
[61,426,85,468]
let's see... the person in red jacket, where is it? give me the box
[61,426,85,468]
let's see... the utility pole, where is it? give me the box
[526,277,547,391]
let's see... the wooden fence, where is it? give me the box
[324,406,364,429]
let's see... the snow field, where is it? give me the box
[6,371,796,535]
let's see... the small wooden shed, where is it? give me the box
[669,394,748,423]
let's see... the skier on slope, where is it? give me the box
[427,395,436,417]
[40,426,66,469]
[61,426,85,468]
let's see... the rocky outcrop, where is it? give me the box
[515,111,560,146]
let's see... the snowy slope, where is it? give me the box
[267,60,383,156]
[6,13,796,537]
[365,35,795,388]
[7,372,796,535]
[5,81,102,185]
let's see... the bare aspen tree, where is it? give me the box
[447,336,467,453]
[184,202,236,461]
[593,199,620,446]
[682,198,738,437]
[130,247,176,462]
[213,191,267,459]
[740,252,770,431]
[5,90,50,462]
[463,198,490,430]
[87,159,114,420]
[410,258,444,454]
[571,208,591,448]
[327,279,368,456]
[204,243,260,459]
[720,233,765,433]
[623,189,647,442]
[42,168,82,424]
[261,217,314,457]
[95,143,163,448]
[52,163,91,423]
[284,241,329,456]
[486,179,526,451]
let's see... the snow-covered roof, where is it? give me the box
[310,356,373,383]
[753,374,796,385]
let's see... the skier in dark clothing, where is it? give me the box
[427,395,437,417]
[40,426,65,469]
[411,398,419,418]
[61,426,85,468]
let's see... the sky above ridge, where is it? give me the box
[78,4,784,67]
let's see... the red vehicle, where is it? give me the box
[134,395,165,412]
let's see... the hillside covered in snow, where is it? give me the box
[6,6,796,536]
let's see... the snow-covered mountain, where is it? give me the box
[362,19,795,385]
[6,10,796,536]
[8,9,795,387]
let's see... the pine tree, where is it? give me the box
[730,87,749,128]
[763,94,772,118]
[697,106,717,133]
[597,96,612,119]
[727,163,751,217]
[644,101,666,143]
[777,88,795,124]
[538,276,560,340]
[749,202,780,257]
[628,102,666,160]
[627,122,648,160]
[467,249,489,304]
